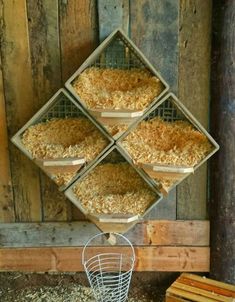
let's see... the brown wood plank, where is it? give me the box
[26,0,70,222]
[130,0,179,219]
[177,0,212,219]
[178,276,235,298]
[167,287,217,302]
[210,0,235,284]
[0,246,210,272]
[181,274,235,294]
[0,0,41,221]
[0,52,14,222]
[0,220,209,247]
[59,0,98,221]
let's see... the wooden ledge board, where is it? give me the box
[0,246,209,272]
[0,220,209,247]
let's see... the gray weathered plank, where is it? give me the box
[0,220,209,247]
[98,0,129,41]
[130,0,180,219]
[177,0,212,219]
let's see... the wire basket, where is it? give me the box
[11,88,113,191]
[117,92,219,195]
[65,28,169,139]
[82,232,135,302]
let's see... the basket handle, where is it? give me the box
[82,232,135,265]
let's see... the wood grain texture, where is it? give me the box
[26,0,70,222]
[59,0,98,82]
[0,0,41,221]
[210,0,235,284]
[177,0,212,219]
[0,246,209,272]
[0,52,14,222]
[59,0,98,220]
[0,220,209,247]
[98,0,129,41]
[130,0,179,219]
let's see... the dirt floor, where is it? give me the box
[0,272,178,301]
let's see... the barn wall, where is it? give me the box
[0,0,212,224]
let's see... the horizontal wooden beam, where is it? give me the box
[0,246,210,272]
[0,220,209,247]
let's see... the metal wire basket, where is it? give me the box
[82,232,135,302]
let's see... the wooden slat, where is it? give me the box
[210,1,235,284]
[59,0,98,221]
[0,51,14,222]
[177,0,212,219]
[0,246,210,272]
[1,0,42,221]
[26,0,70,222]
[181,274,235,294]
[130,0,179,220]
[167,287,216,302]
[98,0,129,41]
[0,220,209,247]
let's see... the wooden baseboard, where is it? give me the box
[0,246,209,272]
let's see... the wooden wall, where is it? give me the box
[0,0,212,224]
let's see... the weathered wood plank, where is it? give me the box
[0,246,210,272]
[59,0,98,82]
[0,52,14,222]
[27,0,70,222]
[98,0,129,41]
[0,220,209,247]
[0,0,41,221]
[210,0,235,284]
[59,0,99,220]
[130,0,179,219]
[177,0,212,219]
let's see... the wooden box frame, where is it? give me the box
[65,28,169,139]
[11,88,113,191]
[117,92,220,195]
[65,145,162,233]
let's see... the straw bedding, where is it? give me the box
[73,162,156,215]
[72,67,164,110]
[22,118,108,186]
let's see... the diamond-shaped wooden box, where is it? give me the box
[65,145,162,233]
[11,89,113,191]
[65,28,169,140]
[117,93,219,195]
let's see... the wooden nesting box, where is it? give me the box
[166,273,235,302]
[65,145,162,233]
[11,89,113,191]
[117,92,219,195]
[65,28,169,140]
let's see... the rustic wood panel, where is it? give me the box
[0,0,41,221]
[26,0,69,222]
[177,0,212,219]
[0,246,209,272]
[130,0,179,219]
[98,0,129,41]
[210,0,235,284]
[0,54,14,222]
[59,0,99,220]
[0,220,209,247]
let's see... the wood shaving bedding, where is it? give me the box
[22,118,108,186]
[73,163,156,215]
[122,117,213,191]
[122,117,213,167]
[105,124,129,137]
[72,67,164,110]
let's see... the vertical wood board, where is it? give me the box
[0,0,41,222]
